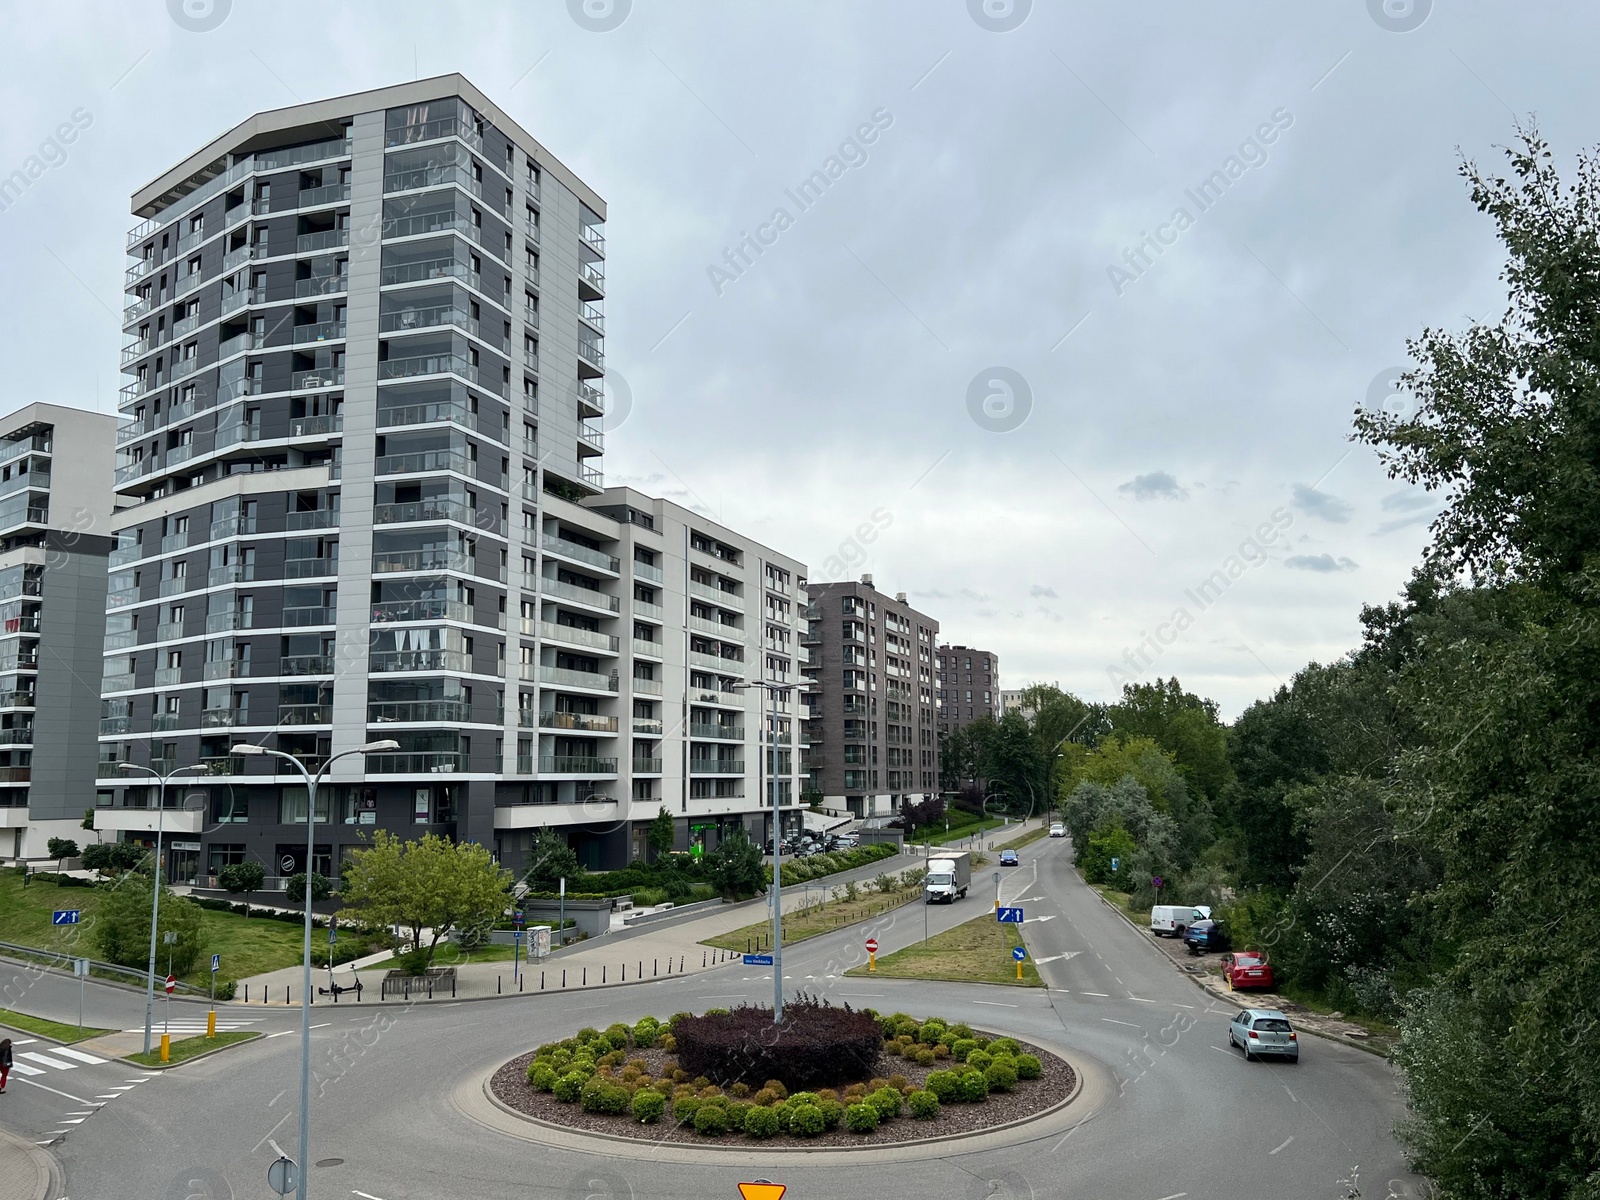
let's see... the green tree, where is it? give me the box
[524,828,581,888]
[646,805,676,860]
[46,838,78,872]
[1108,678,1233,805]
[82,842,148,876]
[283,871,334,912]
[1079,820,1136,885]
[218,860,265,917]
[339,831,511,965]
[95,872,204,975]
[705,831,765,898]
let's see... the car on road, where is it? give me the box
[1049,822,1066,837]
[999,849,1020,866]
[1184,918,1230,954]
[1221,950,1276,990]
[1150,904,1210,937]
[1227,1008,1299,1062]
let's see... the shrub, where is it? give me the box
[883,1040,904,1057]
[788,1102,826,1136]
[817,1088,839,1103]
[1015,1054,1042,1080]
[581,1078,629,1114]
[990,1037,1019,1055]
[577,1026,602,1043]
[553,1072,586,1103]
[818,1098,844,1130]
[725,1101,750,1131]
[698,1085,723,1100]
[915,1046,937,1066]
[844,1082,867,1102]
[946,1022,973,1041]
[950,1038,979,1062]
[752,1087,779,1107]
[528,1063,557,1091]
[672,1096,702,1122]
[693,1105,730,1136]
[844,1102,880,1133]
[787,1091,819,1108]
[670,1067,688,1084]
[984,1061,1019,1092]
[868,1087,903,1120]
[966,1049,993,1071]
[743,1105,780,1138]
[886,1075,909,1093]
[659,1033,677,1053]
[632,1018,661,1047]
[917,1021,947,1045]
[598,1050,624,1068]
[730,1081,751,1099]
[762,1079,789,1100]
[632,1090,666,1123]
[908,1089,940,1119]
[957,1071,989,1102]
[669,1011,693,1027]
[926,1070,961,1103]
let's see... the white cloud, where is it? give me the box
[1284,554,1359,573]
[1117,471,1189,501]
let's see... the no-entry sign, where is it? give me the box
[864,937,878,953]
[164,974,176,995]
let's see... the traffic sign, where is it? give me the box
[210,953,220,973]
[996,906,1024,923]
[1152,875,1164,888]
[513,929,524,941]
[1012,946,1027,961]
[52,909,80,925]
[73,958,89,977]
[864,937,878,953]
[267,1156,297,1196]
[513,910,526,928]
[164,974,176,995]
[1110,857,1120,872]
[738,1184,786,1200]
[743,954,774,966]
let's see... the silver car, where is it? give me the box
[1226,1008,1300,1062]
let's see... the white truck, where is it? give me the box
[1150,904,1211,937]
[924,851,972,904]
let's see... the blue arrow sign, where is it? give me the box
[211,953,220,973]
[996,907,1024,924]
[512,929,524,940]
[52,909,80,926]
[1012,946,1027,961]
[743,954,774,966]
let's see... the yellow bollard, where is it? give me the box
[868,952,876,973]
[159,1033,170,1063]
[207,1009,217,1039]
[1016,961,1023,981]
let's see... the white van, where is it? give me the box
[1150,904,1210,937]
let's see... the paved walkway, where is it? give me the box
[0,1126,52,1200]
[227,821,1046,1008]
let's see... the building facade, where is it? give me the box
[100,76,806,883]
[803,576,938,819]
[0,405,117,862]
[936,644,1000,734]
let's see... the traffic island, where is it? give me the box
[486,1002,1075,1148]
[844,908,1043,986]
[124,1030,261,1068]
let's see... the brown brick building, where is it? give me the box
[936,644,1000,734]
[801,576,939,819]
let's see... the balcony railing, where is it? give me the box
[383,164,483,199]
[296,275,349,299]
[537,577,620,612]
[633,560,663,584]
[537,711,619,733]
[292,320,346,344]
[370,649,469,673]
[631,677,663,696]
[542,535,619,573]
[281,605,334,627]
[689,759,745,775]
[279,704,333,725]
[286,508,339,530]
[284,557,337,579]
[372,498,478,526]
[632,758,662,774]
[207,564,256,587]
[539,755,618,775]
[690,723,745,740]
[370,597,472,624]
[368,700,471,724]
[298,182,350,208]
[539,622,619,652]
[385,115,484,150]
[296,229,349,253]
[371,549,477,576]
[367,752,464,774]
[631,638,662,658]
[374,449,474,478]
[290,414,342,437]
[689,580,742,610]
[378,401,474,430]
[536,665,617,692]
[292,367,345,391]
[279,655,335,676]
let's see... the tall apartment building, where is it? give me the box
[803,576,938,819]
[101,77,806,881]
[936,644,1000,733]
[0,405,117,862]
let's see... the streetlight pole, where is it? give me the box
[117,761,206,1056]
[735,679,787,1023]
[230,738,398,1200]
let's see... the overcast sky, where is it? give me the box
[2,0,1591,716]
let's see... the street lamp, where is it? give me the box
[733,679,789,1023]
[116,761,208,1056]
[229,738,399,1200]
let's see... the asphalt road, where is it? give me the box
[1,838,1428,1200]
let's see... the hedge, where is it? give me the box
[672,995,881,1090]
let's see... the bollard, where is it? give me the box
[286,986,290,1005]
[679,956,683,972]
[244,984,248,1004]
[702,951,707,968]
[583,967,587,985]
[519,974,524,992]
[638,961,642,979]
[562,969,567,988]
[654,958,658,977]
[497,975,502,994]
[622,964,625,982]
[603,965,607,983]
[541,971,546,990]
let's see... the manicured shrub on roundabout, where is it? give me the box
[867,1087,903,1120]
[957,1070,990,1102]
[693,1104,730,1136]
[527,1062,557,1091]
[966,1049,994,1071]
[908,1089,941,1119]
[672,1095,701,1122]
[743,1104,780,1138]
[949,1037,979,1063]
[925,1070,962,1103]
[581,1077,630,1114]
[1015,1054,1042,1080]
[844,1102,880,1133]
[984,1060,1019,1092]
[632,1090,666,1123]
[788,1102,826,1137]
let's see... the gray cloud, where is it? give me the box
[1029,585,1058,598]
[1117,471,1189,501]
[1284,553,1359,573]
[1381,489,1437,513]
[1290,484,1354,524]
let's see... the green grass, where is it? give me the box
[127,1030,259,1067]
[0,1008,113,1044]
[431,941,521,966]
[701,884,923,953]
[995,825,1050,852]
[845,908,1043,986]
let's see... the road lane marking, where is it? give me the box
[1283,1084,1297,1102]
[1158,1193,1189,1199]
[12,1078,92,1104]
[1101,1018,1142,1028]
[1080,991,1109,997]
[353,1190,389,1200]
[266,1030,293,1038]
[52,1048,108,1065]
[310,1022,332,1029]
[972,1000,1018,1008]
[837,993,883,998]
[8,1061,45,1076]
[10,1038,36,1045]
[1127,996,1155,1002]
[269,1090,286,1106]
[1209,1045,1234,1056]
[1270,1136,1294,1155]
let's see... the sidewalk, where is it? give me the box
[0,1126,53,1200]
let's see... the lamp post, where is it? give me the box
[116,761,207,1056]
[230,738,399,1200]
[734,678,788,1023]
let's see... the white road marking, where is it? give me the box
[10,1038,36,1045]
[353,1191,389,1200]
[310,1022,331,1029]
[269,1089,286,1107]
[1283,1084,1297,1103]
[96,1094,121,1100]
[20,1051,76,1070]
[1270,1135,1294,1155]
[1209,1045,1234,1056]
[8,1061,45,1076]
[837,993,883,998]
[12,1078,92,1104]
[61,1118,86,1125]
[1080,991,1109,997]
[266,1030,293,1038]
[52,1048,108,1065]
[108,1085,135,1091]
[1127,996,1156,1003]
[1102,1018,1142,1029]
[1158,1193,1189,1199]
[972,1000,1018,1008]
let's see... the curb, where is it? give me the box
[0,1125,56,1200]
[113,1030,264,1071]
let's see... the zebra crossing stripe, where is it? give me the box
[19,1052,76,1070]
[8,1062,45,1076]
[52,1048,108,1065]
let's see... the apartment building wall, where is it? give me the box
[936,643,1000,734]
[803,576,938,819]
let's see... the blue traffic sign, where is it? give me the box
[743,954,774,966]
[512,929,524,940]
[996,907,1024,924]
[52,909,80,926]
[1110,857,1120,872]
[1012,946,1027,961]
[211,953,221,973]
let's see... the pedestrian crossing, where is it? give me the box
[4,1038,160,1147]
[119,1016,262,1035]
[5,1039,110,1076]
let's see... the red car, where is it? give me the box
[1221,951,1276,991]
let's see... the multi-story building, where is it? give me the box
[936,644,1000,733]
[802,575,938,819]
[0,405,117,862]
[1000,689,1026,716]
[100,76,806,880]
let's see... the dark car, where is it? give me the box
[999,849,1020,866]
[1184,919,1230,954]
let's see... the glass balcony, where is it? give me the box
[286,508,339,530]
[154,667,183,686]
[371,548,477,576]
[296,229,349,254]
[199,710,243,728]
[205,610,253,633]
[279,655,334,676]
[385,116,484,151]
[537,577,620,612]
[292,367,344,390]
[577,425,604,453]
[372,498,478,527]
[379,353,493,389]
[369,648,469,673]
[203,660,248,680]
[281,605,335,627]
[208,564,255,587]
[290,414,342,437]
[581,225,606,253]
[374,449,476,478]
[634,600,664,620]
[689,759,744,775]
[98,716,130,736]
[631,677,663,696]
[540,622,619,653]
[632,758,663,774]
[292,320,347,344]
[577,339,604,369]
[538,711,619,734]
[689,580,742,610]
[379,304,480,337]
[370,597,472,624]
[366,752,464,774]
[579,464,603,489]
[535,665,617,692]
[377,401,474,429]
[383,164,483,199]
[539,755,618,775]
[298,182,350,208]
[296,275,349,299]
[632,638,662,658]
[580,301,605,331]
[542,534,619,573]
[368,700,470,724]
[632,718,664,735]
[284,557,337,579]
[690,722,745,740]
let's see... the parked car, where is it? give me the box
[1227,1008,1299,1062]
[1048,823,1066,838]
[1184,919,1230,954]
[1150,904,1210,937]
[1221,951,1276,991]
[999,849,1020,866]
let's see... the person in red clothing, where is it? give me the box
[0,1037,12,1092]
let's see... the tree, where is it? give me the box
[80,809,96,833]
[282,871,333,913]
[1107,678,1232,805]
[704,831,764,898]
[646,806,676,860]
[218,860,265,917]
[524,828,580,888]
[339,831,510,966]
[1079,820,1136,885]
[46,838,78,873]
[95,872,204,975]
[82,841,148,876]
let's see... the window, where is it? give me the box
[279,787,331,825]
[207,844,245,874]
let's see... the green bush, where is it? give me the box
[576,1026,602,1043]
[632,1090,666,1123]
[925,1070,962,1103]
[990,1037,1020,1055]
[552,1072,586,1103]
[672,1095,702,1122]
[917,1021,947,1044]
[771,1100,791,1133]
[950,1037,979,1062]
[914,1046,937,1066]
[957,1070,990,1102]
[788,1102,826,1136]
[908,1089,941,1119]
[631,888,670,907]
[844,1102,880,1133]
[581,1078,629,1114]
[818,1098,844,1130]
[669,1011,693,1027]
[724,1101,750,1132]
[693,1105,730,1136]
[632,1017,661,1047]
[946,1022,973,1041]
[604,1023,631,1049]
[867,1087,902,1120]
[966,1049,993,1071]
[984,1061,1019,1092]
[1015,1053,1042,1080]
[527,1063,557,1091]
[743,1104,780,1138]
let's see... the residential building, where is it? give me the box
[937,644,1000,733]
[803,575,938,819]
[100,76,806,881]
[0,405,118,862]
[1000,689,1026,715]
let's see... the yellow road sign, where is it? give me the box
[738,1184,786,1200]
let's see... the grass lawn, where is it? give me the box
[0,1008,113,1043]
[845,908,1043,987]
[922,816,1010,846]
[996,825,1050,852]
[127,1030,259,1067]
[700,885,923,953]
[431,941,521,966]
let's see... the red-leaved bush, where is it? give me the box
[673,995,881,1090]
